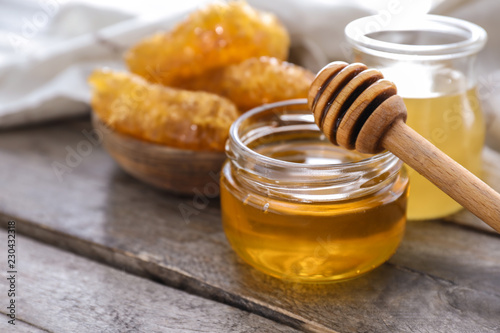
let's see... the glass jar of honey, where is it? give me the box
[220,99,409,283]
[345,15,487,220]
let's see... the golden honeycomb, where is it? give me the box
[125,1,290,86]
[89,69,239,151]
[176,56,315,111]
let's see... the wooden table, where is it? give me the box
[0,116,499,333]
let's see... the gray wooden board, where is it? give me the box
[0,319,48,333]
[0,118,499,333]
[0,230,299,333]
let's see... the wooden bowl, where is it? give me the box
[92,113,227,195]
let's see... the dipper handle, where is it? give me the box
[309,61,500,231]
[384,119,500,231]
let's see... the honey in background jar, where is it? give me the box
[345,15,487,220]
[403,89,484,219]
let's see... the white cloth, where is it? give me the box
[0,0,210,126]
[0,0,499,149]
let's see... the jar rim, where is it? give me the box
[345,14,487,60]
[228,99,395,171]
[226,99,404,201]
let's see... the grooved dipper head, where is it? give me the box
[308,61,408,154]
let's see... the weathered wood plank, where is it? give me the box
[0,317,49,333]
[0,118,499,333]
[0,229,299,333]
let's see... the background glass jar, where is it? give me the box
[220,99,409,283]
[345,15,487,220]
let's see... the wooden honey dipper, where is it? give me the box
[308,61,500,232]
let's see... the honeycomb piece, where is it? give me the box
[125,1,290,86]
[88,69,239,151]
[176,56,315,111]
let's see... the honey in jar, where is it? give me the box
[403,89,484,219]
[221,100,409,282]
[346,15,487,220]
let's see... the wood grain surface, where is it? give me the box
[0,319,48,333]
[0,230,299,333]
[0,117,499,333]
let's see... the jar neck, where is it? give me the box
[352,50,479,97]
[226,100,403,202]
[345,15,487,97]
